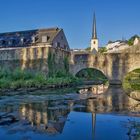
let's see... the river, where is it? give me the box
[0,85,140,140]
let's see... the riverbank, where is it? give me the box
[0,68,81,90]
[0,68,108,94]
[123,69,140,91]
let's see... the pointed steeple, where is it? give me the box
[90,12,98,53]
[92,13,97,39]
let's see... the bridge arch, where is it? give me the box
[70,52,140,85]
[75,67,108,82]
[70,63,109,80]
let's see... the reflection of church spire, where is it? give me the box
[92,13,97,39]
[92,113,96,140]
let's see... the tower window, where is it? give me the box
[94,41,96,44]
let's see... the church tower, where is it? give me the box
[90,13,99,52]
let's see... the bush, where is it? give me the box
[123,68,140,90]
[0,68,80,89]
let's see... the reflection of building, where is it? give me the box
[78,85,108,95]
[90,85,108,94]
[1,86,140,136]
[0,28,70,51]
[19,101,70,134]
[86,86,140,113]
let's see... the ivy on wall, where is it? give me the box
[47,52,70,77]
[47,52,56,77]
[63,56,69,74]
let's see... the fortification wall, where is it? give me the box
[0,46,70,74]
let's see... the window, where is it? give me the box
[47,36,50,41]
[1,40,6,45]
[21,38,26,44]
[94,41,96,44]
[32,36,36,43]
[57,42,60,47]
[61,36,64,40]
[42,36,47,43]
[64,45,67,50]
[8,40,14,46]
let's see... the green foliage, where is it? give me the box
[0,68,81,89]
[108,40,113,44]
[47,52,56,77]
[123,68,140,90]
[98,47,107,53]
[0,53,80,89]
[85,47,107,53]
[47,52,70,77]
[76,68,108,83]
[55,70,68,78]
[85,47,90,51]
[63,56,69,74]
[127,35,140,46]
[0,78,11,89]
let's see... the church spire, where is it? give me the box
[92,13,97,39]
[90,12,98,53]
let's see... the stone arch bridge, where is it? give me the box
[69,51,140,85]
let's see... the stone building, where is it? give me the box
[0,27,70,51]
[133,37,140,46]
[106,40,130,53]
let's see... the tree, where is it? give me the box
[98,47,107,53]
[127,35,140,46]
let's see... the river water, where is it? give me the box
[0,85,140,140]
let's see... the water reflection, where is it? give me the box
[78,84,108,95]
[0,86,140,139]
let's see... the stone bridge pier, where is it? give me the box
[69,52,140,85]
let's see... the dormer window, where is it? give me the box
[21,37,26,45]
[42,36,47,43]
[0,40,6,45]
[32,36,36,43]
[8,40,13,46]
[47,36,50,41]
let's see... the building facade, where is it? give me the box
[106,41,130,53]
[0,27,70,51]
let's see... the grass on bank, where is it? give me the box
[0,68,81,89]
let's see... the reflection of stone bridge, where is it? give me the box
[69,51,140,84]
[0,86,139,135]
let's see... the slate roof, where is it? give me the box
[0,27,62,47]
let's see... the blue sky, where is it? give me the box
[0,0,140,49]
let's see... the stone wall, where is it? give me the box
[0,46,70,74]
[69,52,140,84]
